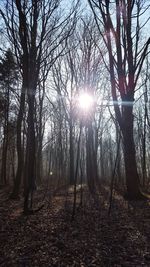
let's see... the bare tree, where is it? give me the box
[1,0,78,212]
[88,0,150,199]
[0,49,18,185]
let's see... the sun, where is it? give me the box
[78,92,94,111]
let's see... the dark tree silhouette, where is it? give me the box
[88,0,150,199]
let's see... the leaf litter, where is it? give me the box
[0,186,150,266]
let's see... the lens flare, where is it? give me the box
[78,93,94,111]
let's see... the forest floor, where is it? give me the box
[1,184,150,267]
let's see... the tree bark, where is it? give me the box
[1,133,8,185]
[24,94,36,213]
[11,88,25,198]
[1,86,9,185]
[122,106,141,199]
[69,118,74,185]
[86,122,98,194]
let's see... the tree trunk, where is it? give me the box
[142,96,147,187]
[86,122,98,194]
[11,88,25,198]
[69,118,74,185]
[36,145,42,185]
[1,134,8,185]
[99,136,105,179]
[24,95,36,213]
[122,106,142,199]
[72,125,82,220]
[1,86,9,185]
